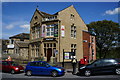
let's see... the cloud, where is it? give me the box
[6,24,14,29]
[20,24,30,32]
[4,21,29,30]
[104,7,120,15]
[20,24,30,29]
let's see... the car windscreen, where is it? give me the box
[115,58,120,63]
[10,62,19,66]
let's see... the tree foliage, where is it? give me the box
[87,20,120,59]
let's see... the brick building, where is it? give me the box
[82,31,96,62]
[29,5,90,64]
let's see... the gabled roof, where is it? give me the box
[54,5,74,15]
[9,33,29,39]
[30,5,74,23]
[30,8,56,23]
[15,41,29,48]
[41,11,56,17]
[31,5,73,20]
[82,30,96,36]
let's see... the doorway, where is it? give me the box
[47,48,52,62]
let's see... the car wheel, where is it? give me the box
[26,71,32,76]
[84,70,91,77]
[116,68,120,75]
[51,71,58,77]
[11,69,15,74]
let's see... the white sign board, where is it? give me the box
[41,24,47,37]
[64,52,69,59]
[61,25,65,37]
[7,44,14,48]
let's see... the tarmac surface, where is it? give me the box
[1,69,120,80]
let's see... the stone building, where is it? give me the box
[29,5,89,63]
[14,41,29,59]
[7,33,29,59]
[0,39,9,54]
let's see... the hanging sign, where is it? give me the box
[61,25,65,37]
[41,24,47,37]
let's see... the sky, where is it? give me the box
[2,2,119,39]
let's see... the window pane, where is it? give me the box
[47,32,50,36]
[47,28,50,31]
[51,28,54,31]
[50,43,52,47]
[51,32,54,36]
[53,48,56,57]
[47,25,51,27]
[53,43,56,47]
[44,48,46,57]
[44,44,46,47]
[47,44,49,47]
[51,24,54,27]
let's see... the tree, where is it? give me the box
[87,20,120,59]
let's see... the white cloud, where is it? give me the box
[20,24,30,29]
[3,21,30,39]
[6,24,14,29]
[104,7,120,15]
[4,21,29,30]
[20,24,30,32]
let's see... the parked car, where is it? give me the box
[2,61,24,74]
[25,61,65,77]
[79,58,120,76]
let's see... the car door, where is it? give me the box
[37,62,51,75]
[91,60,103,74]
[2,61,6,72]
[2,61,10,72]
[30,62,42,75]
[101,59,116,73]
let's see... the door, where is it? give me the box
[31,62,51,75]
[30,62,42,75]
[2,61,10,72]
[38,62,51,75]
[101,59,116,73]
[91,60,103,74]
[47,48,52,62]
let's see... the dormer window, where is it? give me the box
[34,22,37,25]
[34,16,38,20]
[70,14,75,20]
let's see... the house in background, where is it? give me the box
[14,41,29,59]
[0,39,9,54]
[7,33,29,59]
[29,5,89,67]
[82,30,96,62]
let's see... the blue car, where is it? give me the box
[25,61,65,77]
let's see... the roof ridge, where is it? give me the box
[54,5,74,15]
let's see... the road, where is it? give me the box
[1,71,120,80]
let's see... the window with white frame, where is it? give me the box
[31,26,40,39]
[46,25,54,37]
[36,45,39,57]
